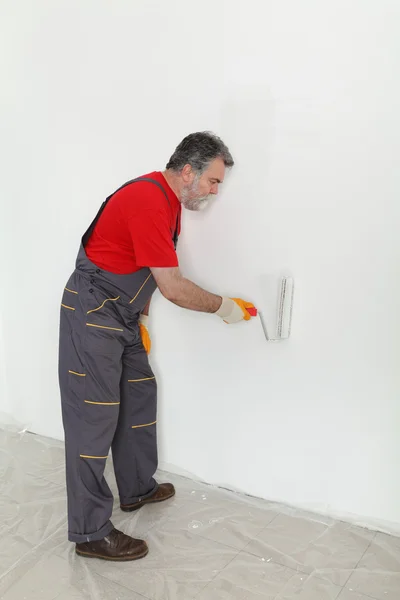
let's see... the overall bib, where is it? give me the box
[58,178,178,543]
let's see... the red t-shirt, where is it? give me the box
[85,172,181,274]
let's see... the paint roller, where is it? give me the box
[246,276,294,341]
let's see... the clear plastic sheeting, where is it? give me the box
[0,426,399,600]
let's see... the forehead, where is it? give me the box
[203,158,226,181]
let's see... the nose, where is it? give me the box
[210,183,219,195]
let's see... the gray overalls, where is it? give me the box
[58,178,178,543]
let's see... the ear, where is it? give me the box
[181,164,194,184]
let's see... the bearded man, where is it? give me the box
[58,131,255,561]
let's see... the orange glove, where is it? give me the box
[216,297,255,324]
[139,315,151,354]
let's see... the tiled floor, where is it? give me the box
[0,428,399,600]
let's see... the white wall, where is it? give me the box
[1,0,399,530]
[0,310,10,420]
[0,193,10,419]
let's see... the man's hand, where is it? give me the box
[139,314,151,354]
[215,298,255,324]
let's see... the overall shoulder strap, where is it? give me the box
[105,177,170,205]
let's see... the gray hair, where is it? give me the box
[166,131,234,174]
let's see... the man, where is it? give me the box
[58,132,255,561]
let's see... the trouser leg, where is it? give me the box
[59,320,123,543]
[112,342,158,505]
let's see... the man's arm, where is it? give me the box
[150,267,222,313]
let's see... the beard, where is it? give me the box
[183,196,210,211]
[181,179,211,212]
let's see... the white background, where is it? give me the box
[1,0,399,531]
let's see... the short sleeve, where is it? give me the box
[127,208,179,268]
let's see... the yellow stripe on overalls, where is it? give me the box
[68,370,86,377]
[79,455,108,459]
[131,421,157,429]
[129,273,152,304]
[84,400,120,406]
[87,296,120,315]
[86,323,123,332]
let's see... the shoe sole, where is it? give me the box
[120,490,175,513]
[76,547,149,561]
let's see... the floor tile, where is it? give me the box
[0,489,67,546]
[345,532,400,600]
[246,513,374,586]
[0,473,65,507]
[3,432,64,483]
[39,465,67,488]
[0,469,67,551]
[0,553,79,600]
[195,551,296,600]
[276,572,342,599]
[35,522,74,561]
[0,532,34,578]
[54,570,149,600]
[159,499,278,550]
[338,589,376,600]
[196,551,341,600]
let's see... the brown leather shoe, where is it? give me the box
[75,528,148,561]
[120,483,175,513]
